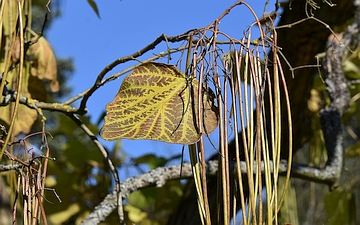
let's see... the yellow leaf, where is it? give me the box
[343,60,360,79]
[0,67,38,136]
[125,204,148,223]
[45,176,57,187]
[307,89,322,112]
[100,62,218,145]
[48,203,80,224]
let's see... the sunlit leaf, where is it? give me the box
[134,154,167,169]
[343,60,360,80]
[0,37,59,135]
[45,176,57,187]
[45,116,111,221]
[125,181,183,224]
[48,203,80,224]
[100,62,218,145]
[125,204,148,223]
[127,190,148,209]
[28,37,59,92]
[307,89,322,112]
[0,67,38,136]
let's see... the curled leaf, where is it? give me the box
[28,37,59,92]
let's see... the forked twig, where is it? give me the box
[77,31,197,114]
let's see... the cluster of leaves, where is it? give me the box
[123,154,184,225]
[1,0,360,224]
[0,1,190,224]
[0,1,124,224]
[43,114,122,224]
[0,25,57,136]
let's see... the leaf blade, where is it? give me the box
[87,0,100,18]
[100,62,218,145]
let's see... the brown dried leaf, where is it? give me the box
[0,68,38,136]
[28,37,59,92]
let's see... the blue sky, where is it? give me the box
[47,0,272,174]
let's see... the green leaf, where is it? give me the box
[100,62,218,145]
[345,141,360,157]
[127,190,148,209]
[125,181,183,224]
[324,188,356,225]
[87,0,100,18]
[343,60,360,80]
[134,154,167,169]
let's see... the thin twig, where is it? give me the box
[62,45,189,107]
[67,114,124,224]
[77,31,197,114]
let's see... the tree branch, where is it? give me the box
[82,1,360,223]
[76,30,198,115]
[317,0,359,187]
[0,163,22,173]
[0,83,78,114]
[81,158,348,224]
